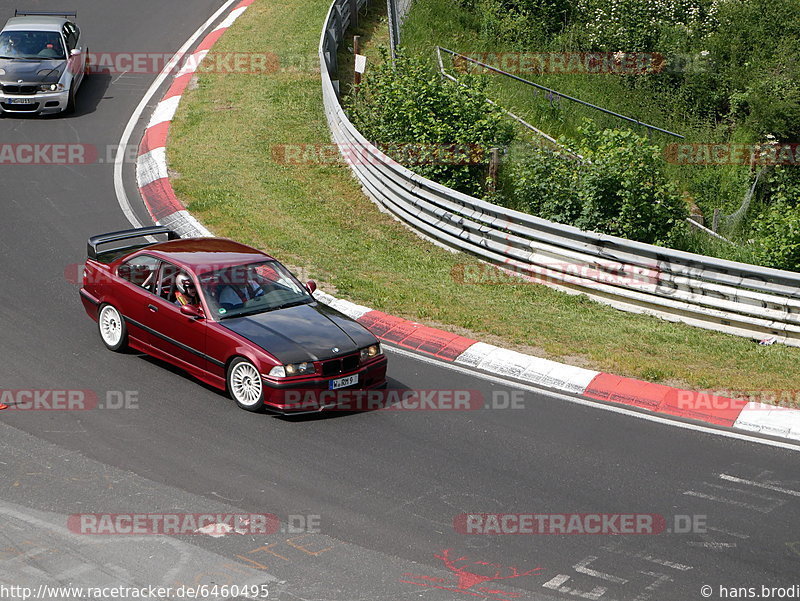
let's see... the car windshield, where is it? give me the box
[197,260,313,319]
[0,30,66,60]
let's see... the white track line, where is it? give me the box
[113,0,239,228]
[383,345,800,453]
[718,474,800,496]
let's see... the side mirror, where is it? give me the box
[180,304,204,319]
[306,280,317,294]
[70,48,81,56]
[117,264,131,279]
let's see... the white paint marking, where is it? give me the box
[147,95,182,128]
[136,148,168,188]
[574,556,628,584]
[175,50,211,77]
[214,6,247,31]
[542,575,607,600]
[686,542,737,549]
[114,0,240,228]
[384,345,800,452]
[682,490,777,513]
[719,473,800,497]
[706,526,749,539]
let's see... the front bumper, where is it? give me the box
[0,90,69,114]
[262,355,389,414]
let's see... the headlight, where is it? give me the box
[267,366,285,378]
[360,344,382,362]
[38,83,64,92]
[267,362,315,378]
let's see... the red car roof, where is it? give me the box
[142,238,275,273]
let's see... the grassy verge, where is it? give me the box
[167,0,800,398]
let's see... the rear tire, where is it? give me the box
[98,304,127,352]
[227,357,265,411]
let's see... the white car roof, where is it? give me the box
[2,16,70,33]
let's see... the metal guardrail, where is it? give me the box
[318,0,800,346]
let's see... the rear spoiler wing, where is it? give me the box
[87,226,179,260]
[14,10,77,18]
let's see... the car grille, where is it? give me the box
[2,84,37,95]
[1,102,40,111]
[321,353,360,376]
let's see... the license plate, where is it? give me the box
[6,98,34,104]
[329,374,358,390]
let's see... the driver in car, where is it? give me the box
[175,272,200,306]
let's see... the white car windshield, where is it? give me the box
[0,30,66,60]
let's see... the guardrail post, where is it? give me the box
[487,147,500,193]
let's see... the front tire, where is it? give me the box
[227,357,265,411]
[98,304,127,352]
[65,86,76,114]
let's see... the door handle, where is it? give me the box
[147,304,158,312]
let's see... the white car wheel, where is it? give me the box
[228,358,265,411]
[98,304,127,351]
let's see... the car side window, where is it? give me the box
[156,262,181,303]
[118,255,160,293]
[62,23,77,51]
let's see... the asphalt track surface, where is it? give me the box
[1,2,799,600]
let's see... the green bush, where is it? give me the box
[507,123,688,245]
[751,203,800,271]
[346,48,515,197]
[573,0,717,52]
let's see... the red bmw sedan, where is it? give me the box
[80,227,387,412]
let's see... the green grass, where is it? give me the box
[167,0,800,399]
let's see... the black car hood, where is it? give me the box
[0,58,64,83]
[219,302,377,365]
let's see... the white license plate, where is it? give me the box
[329,374,358,390]
[6,98,35,104]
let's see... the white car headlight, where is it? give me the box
[267,366,286,378]
[38,82,64,92]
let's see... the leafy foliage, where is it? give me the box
[346,48,514,197]
[508,123,688,245]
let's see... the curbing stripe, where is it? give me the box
[357,311,475,361]
[132,0,800,443]
[734,403,800,441]
[137,148,168,188]
[163,73,195,101]
[140,121,170,155]
[584,373,744,427]
[455,342,599,394]
[147,95,182,129]
[136,0,255,229]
